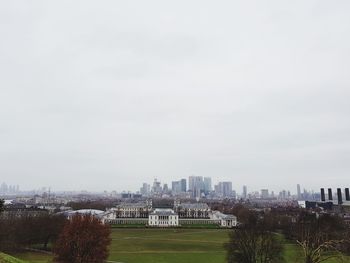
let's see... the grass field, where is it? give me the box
[0,252,26,263]
[12,228,350,263]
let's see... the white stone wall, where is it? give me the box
[148,214,179,227]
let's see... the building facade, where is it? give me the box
[148,209,179,227]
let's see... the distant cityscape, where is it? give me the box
[0,177,328,202]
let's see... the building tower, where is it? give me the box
[297,184,301,200]
[242,185,247,199]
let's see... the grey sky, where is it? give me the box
[1,1,350,192]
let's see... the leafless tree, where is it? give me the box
[54,214,111,263]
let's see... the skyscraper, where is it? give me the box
[180,179,187,192]
[140,183,150,195]
[242,185,247,199]
[188,175,204,198]
[215,182,233,197]
[203,177,212,193]
[261,189,269,199]
[152,179,162,194]
[171,181,181,194]
[297,184,301,200]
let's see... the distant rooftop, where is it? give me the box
[65,209,105,216]
[116,202,148,208]
[179,203,209,210]
[150,208,177,216]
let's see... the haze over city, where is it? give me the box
[1,1,350,192]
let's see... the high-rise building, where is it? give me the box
[215,182,233,197]
[297,184,301,200]
[180,179,187,192]
[172,181,181,194]
[242,185,247,199]
[152,179,162,194]
[140,183,150,195]
[261,189,269,199]
[163,184,169,193]
[172,179,187,194]
[0,182,8,194]
[203,177,212,193]
[188,176,204,198]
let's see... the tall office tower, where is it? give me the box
[345,188,350,201]
[163,184,169,192]
[216,182,233,197]
[337,188,343,204]
[320,188,325,202]
[261,189,269,199]
[188,176,204,198]
[152,179,162,194]
[232,190,237,199]
[279,190,287,199]
[328,188,333,200]
[297,184,301,200]
[203,177,212,193]
[0,182,8,194]
[180,179,187,192]
[223,182,232,197]
[140,183,150,195]
[242,185,247,199]
[171,181,181,194]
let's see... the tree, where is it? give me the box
[0,199,4,213]
[295,212,346,263]
[54,214,111,263]
[226,211,284,263]
[0,212,66,251]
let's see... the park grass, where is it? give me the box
[10,228,350,263]
[0,252,27,263]
[9,252,51,263]
[111,224,146,228]
[283,243,350,263]
[108,228,229,263]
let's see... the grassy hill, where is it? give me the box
[0,252,27,263]
[9,229,350,263]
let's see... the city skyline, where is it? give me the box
[1,1,350,192]
[1,179,346,198]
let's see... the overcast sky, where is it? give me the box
[1,1,350,193]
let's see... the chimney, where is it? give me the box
[345,188,350,201]
[320,188,325,202]
[337,188,343,205]
[328,188,333,200]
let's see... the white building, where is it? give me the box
[211,211,237,227]
[100,200,237,228]
[148,209,179,227]
[113,200,152,218]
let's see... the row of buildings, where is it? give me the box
[140,177,235,199]
[64,199,237,228]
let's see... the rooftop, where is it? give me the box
[179,203,209,210]
[150,208,177,216]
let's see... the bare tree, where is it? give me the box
[296,212,346,263]
[54,214,111,263]
[226,211,284,263]
[0,199,4,213]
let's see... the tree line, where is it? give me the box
[226,205,350,263]
[0,199,111,263]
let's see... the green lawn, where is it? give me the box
[0,252,27,263]
[9,252,51,263]
[108,228,228,263]
[11,228,350,263]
